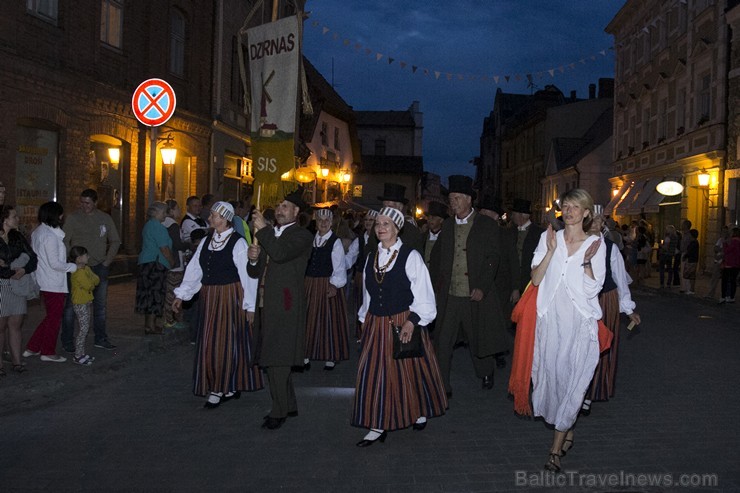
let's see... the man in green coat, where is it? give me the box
[248,189,312,430]
[430,176,509,397]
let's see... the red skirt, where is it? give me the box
[304,276,350,361]
[352,311,447,431]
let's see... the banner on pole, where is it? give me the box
[247,16,300,207]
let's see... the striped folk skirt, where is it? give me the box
[586,289,621,401]
[352,311,447,431]
[353,271,364,339]
[304,276,350,361]
[193,282,264,396]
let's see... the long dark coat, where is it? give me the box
[248,224,313,367]
[515,224,544,292]
[429,213,509,357]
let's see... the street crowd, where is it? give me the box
[1,177,739,473]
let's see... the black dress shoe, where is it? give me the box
[482,375,494,389]
[356,430,387,447]
[412,421,427,431]
[222,391,241,403]
[263,411,298,420]
[203,398,221,409]
[445,391,453,399]
[303,362,311,371]
[323,364,335,371]
[261,417,286,430]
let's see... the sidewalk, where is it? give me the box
[0,279,188,416]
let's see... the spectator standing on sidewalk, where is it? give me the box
[658,225,678,288]
[707,226,729,299]
[68,246,99,366]
[720,227,740,304]
[61,189,120,351]
[174,201,263,408]
[25,202,77,363]
[678,220,692,293]
[683,229,699,295]
[247,189,313,430]
[530,189,605,473]
[0,205,38,374]
[135,202,174,334]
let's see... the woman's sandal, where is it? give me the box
[561,437,574,456]
[12,364,27,374]
[544,452,561,473]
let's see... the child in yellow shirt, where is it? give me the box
[69,246,100,365]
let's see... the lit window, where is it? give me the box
[334,127,340,150]
[169,10,186,77]
[27,0,58,22]
[100,0,123,48]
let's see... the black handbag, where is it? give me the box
[391,319,424,359]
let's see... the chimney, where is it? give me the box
[589,83,596,99]
[570,90,577,101]
[598,78,615,99]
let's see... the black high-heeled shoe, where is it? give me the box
[544,452,561,473]
[356,430,387,447]
[222,391,241,403]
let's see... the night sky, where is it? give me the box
[302,0,624,183]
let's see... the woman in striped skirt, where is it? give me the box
[303,208,349,371]
[173,201,263,408]
[352,207,447,447]
[582,208,641,415]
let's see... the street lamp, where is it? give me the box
[160,135,177,165]
[108,147,120,170]
[697,171,710,188]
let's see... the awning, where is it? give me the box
[627,177,662,214]
[604,182,630,216]
[613,179,646,216]
[643,183,669,213]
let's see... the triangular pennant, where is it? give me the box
[526,74,533,84]
[494,76,500,84]
[446,73,453,80]
[400,61,407,69]
[322,27,330,35]
[332,33,339,40]
[505,75,510,83]
[558,66,565,73]
[312,21,319,27]
[515,74,522,81]
[412,65,418,73]
[343,39,350,46]
[376,53,383,61]
[580,58,586,64]
[388,57,394,64]
[365,48,372,55]
[599,50,606,56]
[569,63,575,69]
[459,74,465,80]
[590,55,596,61]
[423,69,429,75]
[354,43,362,51]
[548,69,555,77]
[434,71,441,79]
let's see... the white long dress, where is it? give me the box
[531,229,606,431]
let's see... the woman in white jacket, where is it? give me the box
[24,202,77,362]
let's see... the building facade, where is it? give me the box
[606,0,727,268]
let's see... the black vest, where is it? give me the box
[181,214,207,228]
[600,238,617,294]
[200,233,240,285]
[306,234,338,278]
[365,244,413,316]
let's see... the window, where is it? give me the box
[642,108,650,144]
[169,9,186,77]
[658,98,667,139]
[698,73,711,121]
[334,127,340,150]
[100,0,123,48]
[374,139,386,156]
[320,122,328,146]
[677,89,686,130]
[230,37,247,105]
[27,0,58,22]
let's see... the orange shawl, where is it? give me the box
[508,284,613,416]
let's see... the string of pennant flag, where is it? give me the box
[308,19,614,85]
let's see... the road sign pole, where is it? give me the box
[148,125,158,205]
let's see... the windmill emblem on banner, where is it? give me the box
[259,70,277,137]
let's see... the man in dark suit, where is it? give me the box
[248,189,313,430]
[430,176,509,396]
[422,201,448,267]
[510,198,544,295]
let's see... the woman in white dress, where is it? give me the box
[530,189,606,472]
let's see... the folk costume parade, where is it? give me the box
[303,208,349,370]
[173,201,263,408]
[352,207,447,446]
